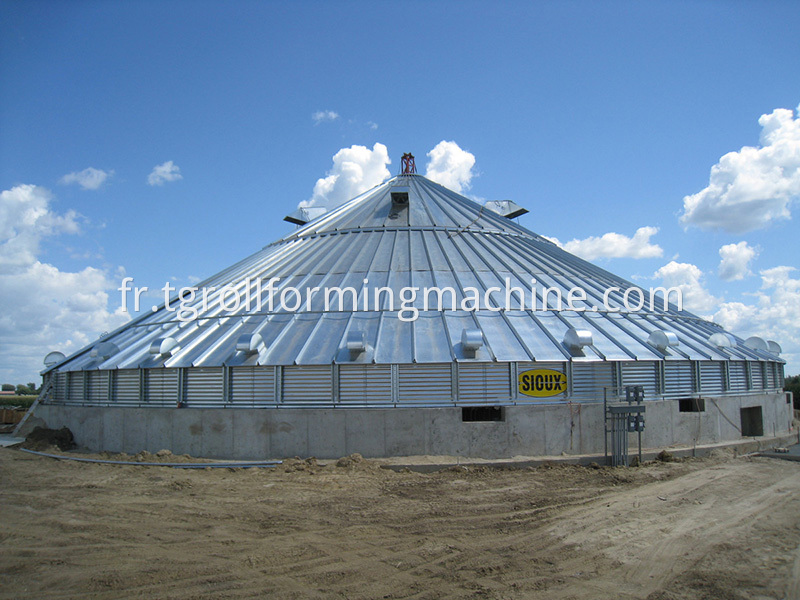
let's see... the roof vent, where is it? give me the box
[390,186,410,207]
[43,351,66,368]
[149,337,179,357]
[461,328,483,358]
[90,341,120,361]
[400,153,416,175]
[283,206,327,226]
[767,340,782,355]
[708,332,736,348]
[744,336,769,352]
[563,328,593,352]
[484,200,529,219]
[648,330,679,352]
[346,330,367,359]
[236,333,264,356]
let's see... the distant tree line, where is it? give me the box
[786,375,800,409]
[1,383,38,395]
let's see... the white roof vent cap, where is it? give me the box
[346,330,367,354]
[43,351,66,368]
[149,337,179,357]
[744,336,769,352]
[708,332,736,348]
[236,333,264,356]
[648,330,679,351]
[767,340,782,355]
[563,328,593,351]
[461,328,483,352]
[90,341,120,361]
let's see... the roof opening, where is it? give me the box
[390,187,409,206]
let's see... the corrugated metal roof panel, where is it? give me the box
[49,174,781,374]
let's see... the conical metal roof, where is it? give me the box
[50,173,782,373]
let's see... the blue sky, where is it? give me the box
[1,0,799,383]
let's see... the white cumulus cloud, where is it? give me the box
[312,110,340,125]
[302,143,391,209]
[718,241,759,281]
[147,161,183,186]
[713,266,800,374]
[654,261,720,315]
[425,141,476,193]
[60,167,113,190]
[0,184,129,384]
[680,103,800,232]
[550,226,663,261]
[0,185,81,270]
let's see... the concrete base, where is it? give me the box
[31,393,794,460]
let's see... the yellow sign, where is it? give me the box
[518,369,567,397]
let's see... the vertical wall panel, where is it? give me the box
[749,362,764,390]
[184,367,223,405]
[230,367,275,405]
[728,362,748,392]
[147,369,179,404]
[283,366,333,403]
[54,371,67,402]
[620,361,658,400]
[86,371,109,403]
[339,364,392,404]
[398,363,452,402]
[67,372,84,403]
[699,361,725,395]
[571,362,616,400]
[457,363,511,401]
[663,362,695,398]
[114,370,140,404]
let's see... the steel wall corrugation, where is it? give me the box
[750,362,765,390]
[699,361,725,394]
[147,369,179,404]
[87,371,109,403]
[230,367,275,405]
[664,362,694,397]
[457,363,511,401]
[339,364,392,403]
[184,367,224,404]
[571,362,616,399]
[67,372,84,403]
[282,366,332,403]
[765,362,777,389]
[398,363,452,401]
[620,361,658,399]
[728,362,748,392]
[115,369,140,404]
[54,371,67,402]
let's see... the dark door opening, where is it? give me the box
[740,406,764,437]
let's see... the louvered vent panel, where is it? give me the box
[339,365,392,404]
[457,363,511,401]
[398,364,451,402]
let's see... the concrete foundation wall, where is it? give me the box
[31,393,793,460]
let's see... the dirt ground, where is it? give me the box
[1,447,799,600]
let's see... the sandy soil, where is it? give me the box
[1,447,799,600]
